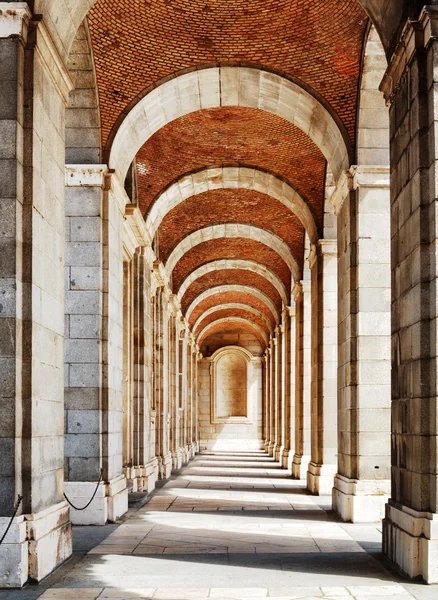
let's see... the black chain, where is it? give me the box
[63,469,103,511]
[0,495,23,546]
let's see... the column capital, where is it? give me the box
[0,2,31,40]
[65,164,109,188]
[380,7,438,104]
[292,281,303,301]
[318,239,337,256]
[329,165,390,215]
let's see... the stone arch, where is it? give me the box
[197,317,269,346]
[146,166,318,245]
[177,259,288,307]
[356,24,389,165]
[108,67,350,183]
[165,224,299,282]
[186,285,280,324]
[193,304,274,336]
[66,20,101,163]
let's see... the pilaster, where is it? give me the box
[379,7,438,582]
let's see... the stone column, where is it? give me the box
[267,339,275,456]
[153,272,172,479]
[286,304,296,470]
[274,327,282,460]
[307,240,338,495]
[0,5,73,586]
[377,8,438,583]
[263,349,271,451]
[280,307,292,468]
[331,165,391,522]
[131,248,158,492]
[292,279,311,478]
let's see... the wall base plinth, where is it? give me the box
[281,447,290,469]
[158,453,172,480]
[172,449,184,470]
[291,453,310,479]
[307,461,336,495]
[333,474,390,522]
[27,501,72,583]
[64,475,128,525]
[0,515,28,588]
[383,501,438,583]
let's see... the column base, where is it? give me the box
[27,501,72,584]
[333,474,390,522]
[307,461,337,495]
[0,515,28,587]
[64,474,128,525]
[172,449,184,471]
[125,459,158,494]
[189,442,198,458]
[280,447,290,469]
[158,452,172,480]
[274,444,283,462]
[291,453,310,479]
[383,501,438,583]
[267,441,275,456]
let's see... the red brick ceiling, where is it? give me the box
[189,291,277,329]
[171,238,292,295]
[158,188,304,265]
[195,308,270,339]
[88,0,367,150]
[181,270,283,315]
[137,108,325,228]
[87,0,368,346]
[198,320,267,347]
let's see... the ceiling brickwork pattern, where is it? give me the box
[171,238,292,294]
[88,0,367,149]
[137,108,326,226]
[86,0,370,349]
[181,270,283,314]
[189,291,277,329]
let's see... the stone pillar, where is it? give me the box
[281,307,293,468]
[263,349,271,451]
[64,166,129,525]
[153,275,172,479]
[130,248,158,492]
[286,304,296,470]
[377,8,438,583]
[292,279,311,478]
[0,5,72,586]
[274,327,282,460]
[307,240,338,495]
[332,166,391,522]
[267,339,275,456]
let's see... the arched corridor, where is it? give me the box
[0,0,438,593]
[4,451,434,599]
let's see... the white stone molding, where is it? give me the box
[292,281,303,301]
[109,66,349,183]
[0,2,31,39]
[65,164,108,187]
[197,316,269,346]
[145,166,318,244]
[177,259,288,306]
[165,223,299,281]
[185,284,279,323]
[0,3,74,102]
[329,165,390,215]
[125,204,153,248]
[380,6,438,103]
[192,303,273,335]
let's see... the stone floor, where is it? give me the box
[1,451,437,600]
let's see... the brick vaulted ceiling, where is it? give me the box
[87,0,369,348]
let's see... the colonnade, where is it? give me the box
[1,0,438,589]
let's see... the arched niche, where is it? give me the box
[210,346,254,424]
